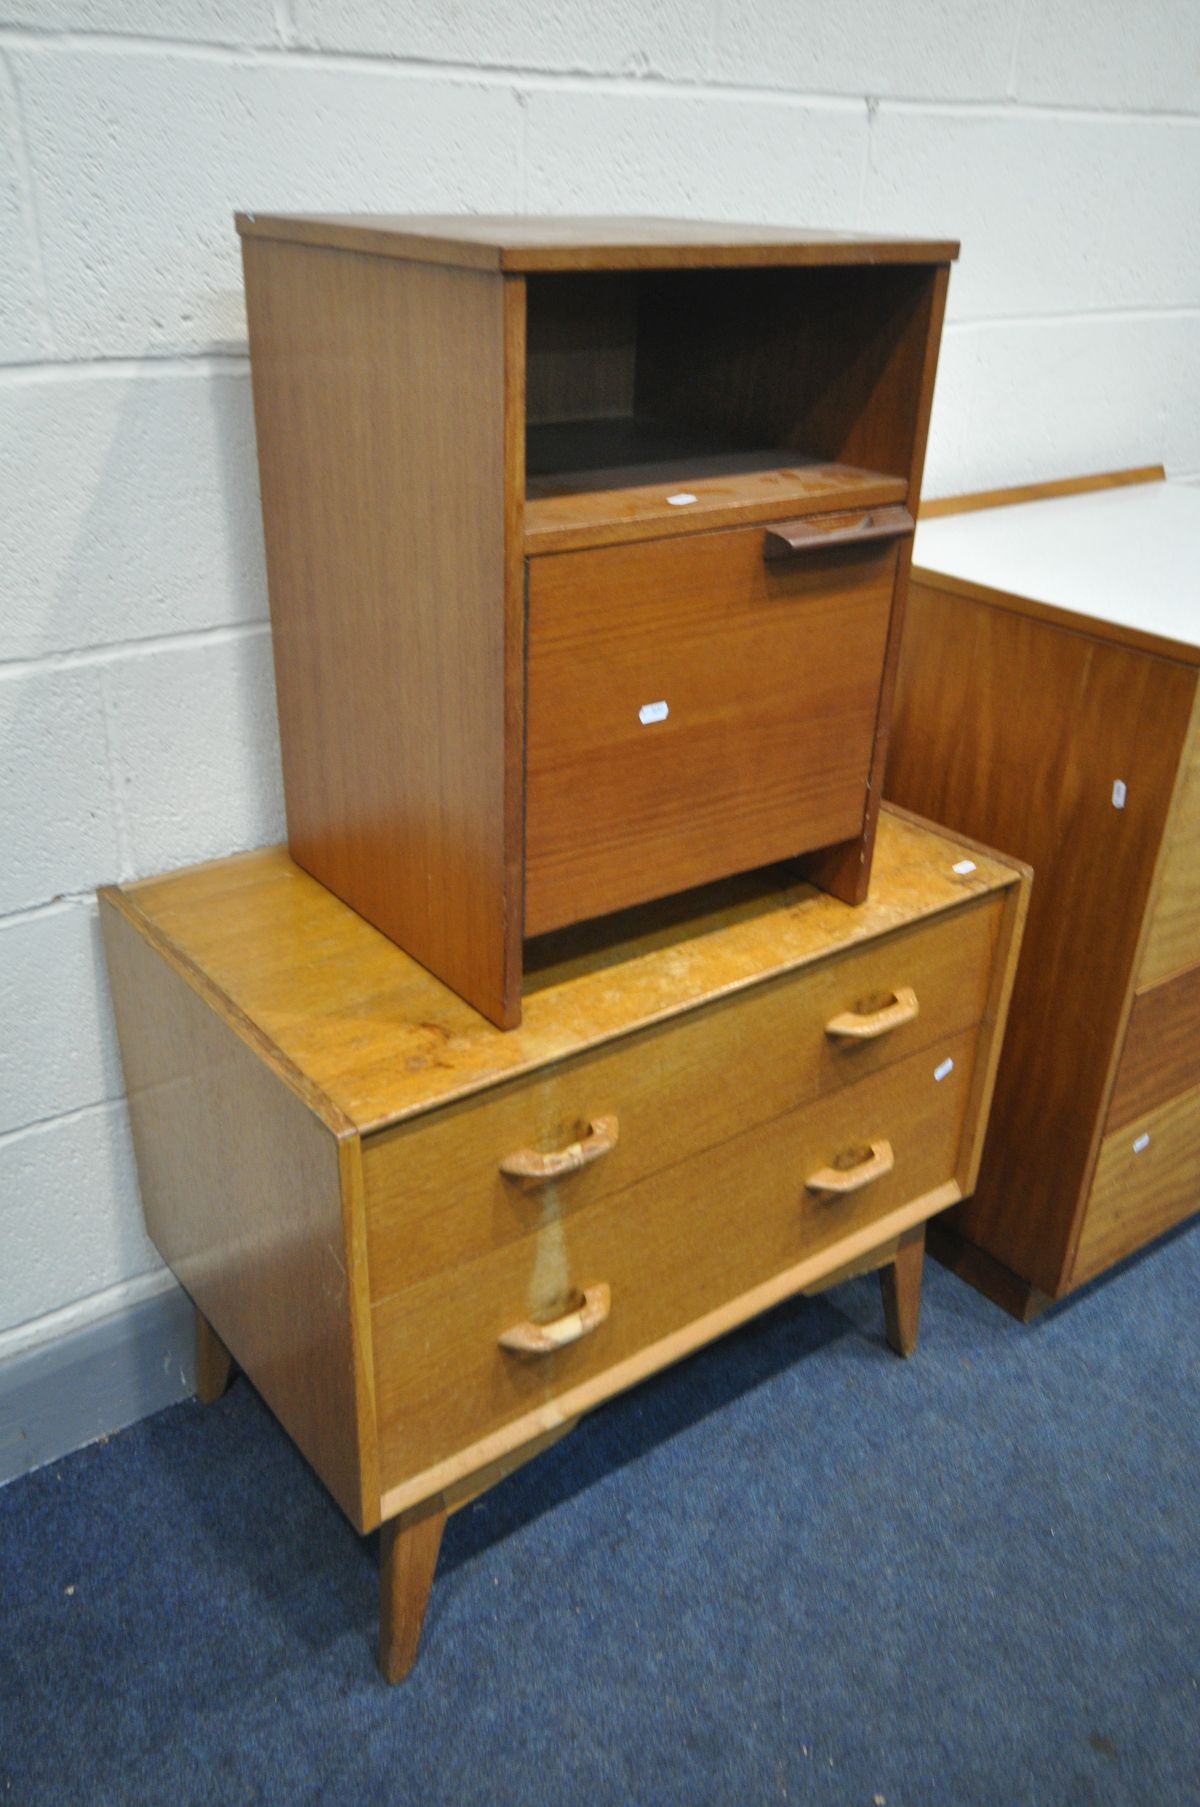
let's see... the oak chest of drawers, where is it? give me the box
[237,214,957,1025]
[100,808,1026,1679]
[886,469,1200,1316]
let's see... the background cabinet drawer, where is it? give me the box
[364,899,1001,1299]
[372,1027,978,1495]
[1138,723,1200,988]
[1074,1083,1200,1286]
[523,520,903,935]
[1107,960,1200,1131]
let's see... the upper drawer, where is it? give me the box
[523,513,909,937]
[363,895,1001,1301]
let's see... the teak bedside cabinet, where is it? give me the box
[100,808,1027,1682]
[237,215,958,1026]
[886,467,1200,1317]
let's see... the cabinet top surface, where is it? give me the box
[104,810,1019,1138]
[914,479,1200,663]
[235,212,959,271]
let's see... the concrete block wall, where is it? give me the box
[1,2,1198,1455]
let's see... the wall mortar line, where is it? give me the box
[1,49,55,358]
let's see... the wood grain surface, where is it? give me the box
[783,266,948,906]
[378,1506,447,1683]
[1072,1083,1200,1286]
[1107,961,1200,1130]
[920,465,1165,520]
[525,272,637,424]
[194,1310,235,1405]
[634,264,946,497]
[524,523,897,934]
[886,581,1196,1296]
[525,449,907,555]
[372,1029,979,1502]
[1137,686,1200,987]
[879,1223,925,1356]
[242,237,520,1027]
[363,898,1001,1299]
[99,890,380,1532]
[236,213,959,273]
[119,810,1022,1135]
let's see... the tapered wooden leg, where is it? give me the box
[379,1502,447,1684]
[880,1224,925,1357]
[194,1308,234,1403]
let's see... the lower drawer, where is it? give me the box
[372,1026,978,1499]
[1073,1082,1200,1286]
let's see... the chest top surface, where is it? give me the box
[108,811,1019,1137]
[914,480,1200,662]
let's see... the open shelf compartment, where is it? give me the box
[522,262,939,555]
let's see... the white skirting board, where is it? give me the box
[0,1282,196,1487]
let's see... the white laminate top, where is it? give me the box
[913,480,1200,654]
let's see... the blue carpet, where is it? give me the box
[2,1225,1198,1807]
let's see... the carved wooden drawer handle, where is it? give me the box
[806,1139,895,1197]
[498,1284,612,1356]
[825,987,918,1040]
[763,504,914,561]
[499,1114,618,1184]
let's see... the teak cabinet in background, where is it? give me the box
[887,468,1200,1316]
[237,215,957,1026]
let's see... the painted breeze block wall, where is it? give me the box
[1,0,1198,1473]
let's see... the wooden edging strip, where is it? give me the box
[920,464,1165,520]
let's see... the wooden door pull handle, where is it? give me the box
[499,1115,618,1184]
[825,987,919,1040]
[498,1284,611,1355]
[763,504,914,560]
[806,1139,895,1197]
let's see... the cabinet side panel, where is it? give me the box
[885,585,1194,1295]
[242,239,518,1027]
[99,895,376,1531]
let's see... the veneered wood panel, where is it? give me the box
[524,525,897,935]
[634,264,946,501]
[372,1027,979,1500]
[886,583,1196,1295]
[119,811,1021,1135]
[98,892,380,1532]
[1138,685,1200,986]
[525,453,906,555]
[1072,1084,1200,1286]
[363,899,1002,1298]
[241,237,520,1027]
[237,213,959,273]
[1108,961,1200,1130]
[525,271,636,424]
